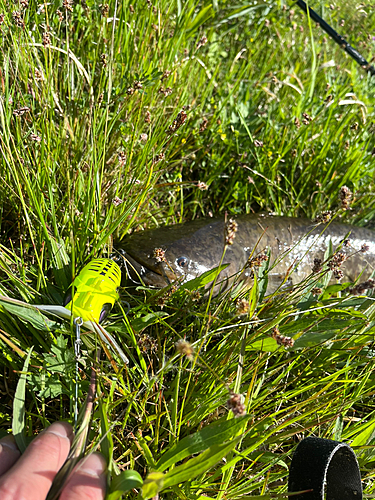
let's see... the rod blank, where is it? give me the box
[295,0,375,77]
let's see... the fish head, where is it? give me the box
[116,218,246,291]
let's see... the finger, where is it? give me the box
[0,436,21,476]
[0,421,73,500]
[60,453,107,500]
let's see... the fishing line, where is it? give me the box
[294,0,375,76]
[73,316,83,429]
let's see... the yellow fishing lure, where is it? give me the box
[64,259,122,323]
[0,258,128,364]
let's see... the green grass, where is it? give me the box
[1,0,375,498]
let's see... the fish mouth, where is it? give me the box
[118,251,170,288]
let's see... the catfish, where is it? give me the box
[116,214,375,294]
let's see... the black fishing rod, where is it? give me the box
[295,0,375,77]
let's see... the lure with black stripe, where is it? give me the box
[63,258,121,323]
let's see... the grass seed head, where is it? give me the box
[197,35,208,49]
[34,68,44,81]
[327,251,346,270]
[339,185,352,210]
[333,269,344,280]
[112,196,123,207]
[247,252,268,268]
[176,339,195,360]
[161,70,171,80]
[118,151,127,165]
[29,133,41,143]
[100,4,109,17]
[153,248,166,263]
[199,117,209,132]
[225,219,238,246]
[152,153,165,164]
[138,334,157,353]
[349,278,375,295]
[236,298,249,316]
[314,211,332,224]
[190,290,201,302]
[227,393,246,417]
[272,326,294,348]
[197,181,208,191]
[42,32,51,47]
[63,0,74,12]
[312,258,323,273]
[13,107,30,117]
[158,86,172,97]
[12,11,25,29]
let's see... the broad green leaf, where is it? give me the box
[247,337,278,352]
[321,282,351,299]
[293,318,361,349]
[131,311,169,332]
[0,297,59,331]
[30,375,63,399]
[44,335,75,374]
[177,264,230,293]
[351,419,375,447]
[162,438,240,489]
[107,470,143,500]
[142,471,164,500]
[157,415,250,471]
[13,347,33,453]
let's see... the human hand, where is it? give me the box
[0,421,106,500]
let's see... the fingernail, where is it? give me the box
[0,436,19,451]
[80,453,106,477]
[45,422,73,440]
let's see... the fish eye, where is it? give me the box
[176,256,189,269]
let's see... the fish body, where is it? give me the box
[116,214,375,293]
